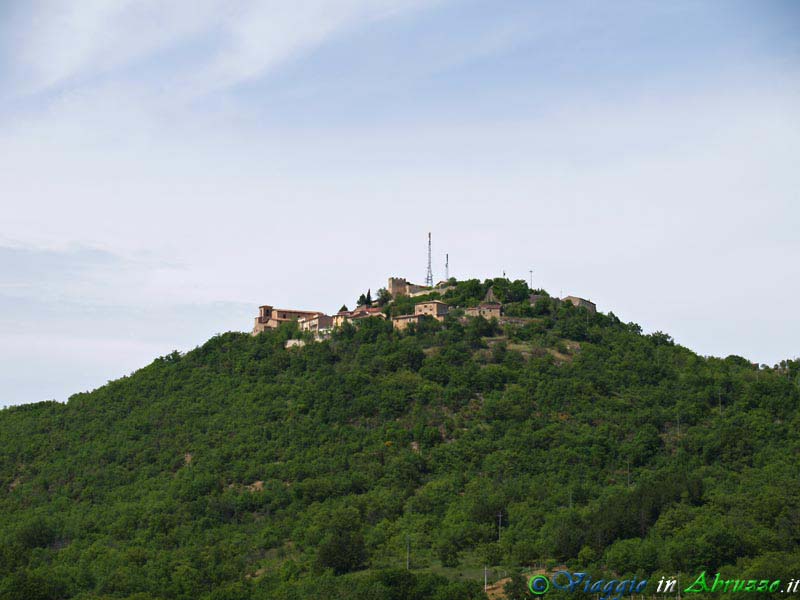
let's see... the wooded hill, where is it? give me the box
[1,279,799,600]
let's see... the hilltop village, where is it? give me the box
[253,276,596,341]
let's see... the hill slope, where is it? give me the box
[1,295,799,600]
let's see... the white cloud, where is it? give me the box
[6,0,433,96]
[7,1,212,92]
[199,1,429,90]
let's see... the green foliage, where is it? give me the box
[442,277,530,307]
[504,572,529,600]
[314,507,367,574]
[376,288,392,307]
[0,290,799,597]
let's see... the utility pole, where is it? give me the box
[484,565,488,592]
[497,511,503,541]
[529,269,533,289]
[425,232,433,287]
[445,253,449,281]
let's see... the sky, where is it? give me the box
[1,1,799,407]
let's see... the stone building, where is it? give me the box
[435,280,455,292]
[392,300,450,330]
[464,302,502,319]
[392,314,423,331]
[387,277,428,298]
[298,314,334,336]
[332,306,385,328]
[253,305,324,334]
[414,300,449,321]
[562,296,597,314]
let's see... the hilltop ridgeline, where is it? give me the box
[1,277,799,600]
[252,275,594,337]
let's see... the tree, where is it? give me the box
[504,572,529,600]
[339,304,348,312]
[436,541,460,568]
[0,571,67,600]
[315,507,366,575]
[15,516,56,550]
[376,288,392,306]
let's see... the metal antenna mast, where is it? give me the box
[425,232,433,286]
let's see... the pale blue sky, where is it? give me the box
[1,1,799,406]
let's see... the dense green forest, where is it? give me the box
[1,279,799,600]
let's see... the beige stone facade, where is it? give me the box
[392,299,449,330]
[253,305,324,334]
[414,300,449,321]
[464,302,502,319]
[562,296,596,314]
[333,306,385,328]
[392,313,423,331]
[388,277,429,298]
[254,303,387,337]
[298,314,334,336]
